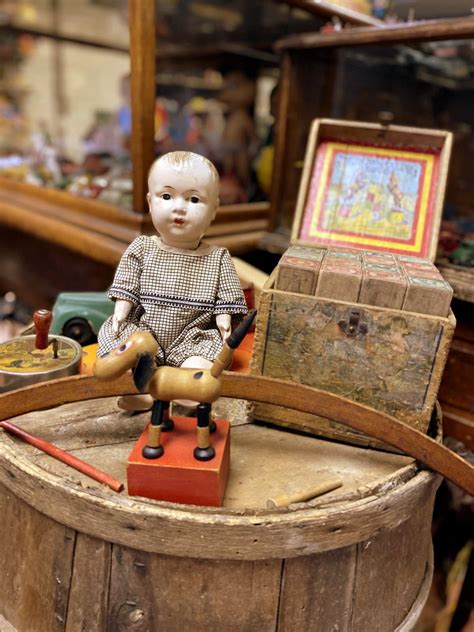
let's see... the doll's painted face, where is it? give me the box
[147,155,219,250]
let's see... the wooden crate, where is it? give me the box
[251,270,455,448]
[251,118,455,448]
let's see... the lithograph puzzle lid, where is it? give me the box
[292,119,453,261]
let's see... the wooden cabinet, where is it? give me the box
[2,0,304,306]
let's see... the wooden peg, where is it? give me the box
[266,479,343,508]
[33,309,53,350]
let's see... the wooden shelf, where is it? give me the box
[0,177,270,264]
[0,0,273,307]
[276,16,474,50]
[0,178,140,267]
[437,260,474,304]
[275,0,383,27]
[0,24,129,53]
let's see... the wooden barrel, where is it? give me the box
[0,375,441,632]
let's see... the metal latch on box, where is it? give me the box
[338,309,368,337]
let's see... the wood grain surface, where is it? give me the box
[0,378,445,631]
[276,17,474,51]
[252,288,455,432]
[0,372,471,495]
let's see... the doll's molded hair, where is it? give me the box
[148,151,220,194]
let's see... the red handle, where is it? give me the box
[33,309,53,350]
[0,420,124,492]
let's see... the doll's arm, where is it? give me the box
[112,299,132,335]
[215,250,247,327]
[107,236,144,312]
[216,313,231,342]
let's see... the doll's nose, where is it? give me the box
[172,201,186,215]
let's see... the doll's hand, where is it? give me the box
[112,300,132,335]
[216,314,231,342]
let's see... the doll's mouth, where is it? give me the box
[173,219,185,226]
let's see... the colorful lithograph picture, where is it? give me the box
[299,142,440,257]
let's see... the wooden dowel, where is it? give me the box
[33,309,52,350]
[267,479,343,508]
[0,421,124,493]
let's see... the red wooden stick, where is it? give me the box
[0,420,124,492]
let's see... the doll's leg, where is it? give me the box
[118,394,154,412]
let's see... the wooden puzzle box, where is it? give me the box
[251,119,455,448]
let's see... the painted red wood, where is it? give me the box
[127,416,231,506]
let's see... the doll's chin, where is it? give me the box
[163,232,202,246]
[168,226,200,239]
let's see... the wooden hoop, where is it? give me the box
[0,372,472,494]
[0,372,464,560]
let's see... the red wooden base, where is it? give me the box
[127,416,231,507]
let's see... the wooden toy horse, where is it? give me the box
[94,310,256,461]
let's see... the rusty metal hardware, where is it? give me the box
[338,309,368,337]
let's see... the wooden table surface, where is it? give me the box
[3,396,413,510]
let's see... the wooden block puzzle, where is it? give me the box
[316,261,362,302]
[325,248,361,261]
[273,247,453,316]
[359,254,405,309]
[314,248,361,301]
[403,276,453,317]
[400,261,443,279]
[363,251,397,263]
[276,256,321,294]
[285,245,326,261]
[360,267,407,309]
[127,416,231,507]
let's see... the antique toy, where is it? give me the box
[218,66,257,200]
[97,150,247,412]
[0,420,123,492]
[0,309,82,393]
[51,291,114,345]
[449,239,474,267]
[252,119,455,449]
[94,309,256,462]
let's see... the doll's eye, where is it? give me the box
[190,196,200,203]
[161,193,171,200]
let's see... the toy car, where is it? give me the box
[51,292,113,346]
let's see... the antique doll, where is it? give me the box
[97,150,247,410]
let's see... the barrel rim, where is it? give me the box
[0,436,439,560]
[0,374,442,560]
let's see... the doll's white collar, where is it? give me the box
[152,235,215,256]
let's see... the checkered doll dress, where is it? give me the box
[97,236,247,366]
